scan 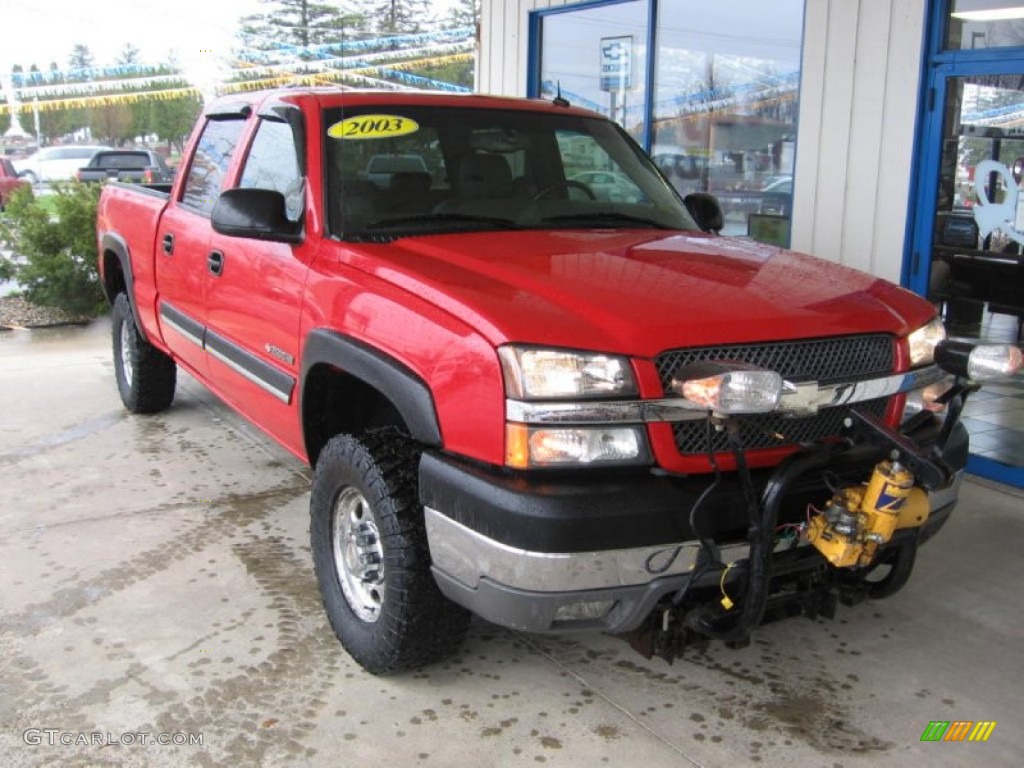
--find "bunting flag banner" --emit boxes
[0,87,200,115]
[217,53,475,96]
[11,64,180,87]
[372,69,471,93]
[2,28,477,118]
[13,74,192,100]
[236,26,475,62]
[229,40,475,80]
[376,53,474,73]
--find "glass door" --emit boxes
[908,8,1024,486]
[929,73,1024,337]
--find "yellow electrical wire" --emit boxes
[719,561,736,610]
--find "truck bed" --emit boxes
[96,181,172,338]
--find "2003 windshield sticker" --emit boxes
[328,114,419,140]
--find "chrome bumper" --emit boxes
[424,470,964,633]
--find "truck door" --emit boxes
[205,111,310,451]
[156,114,249,377]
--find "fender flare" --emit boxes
[301,329,442,447]
[100,232,148,343]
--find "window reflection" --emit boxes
[651,0,803,241]
[239,120,304,222]
[181,119,247,215]
[948,1,1024,50]
[537,1,650,144]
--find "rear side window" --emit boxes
[97,153,149,169]
[238,119,303,222]
[181,118,247,215]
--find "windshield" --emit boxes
[324,105,698,240]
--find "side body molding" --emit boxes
[101,232,148,342]
[301,329,443,447]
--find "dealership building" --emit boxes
[477,0,1024,487]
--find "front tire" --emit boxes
[311,428,469,674]
[111,293,176,413]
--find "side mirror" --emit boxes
[684,192,724,234]
[211,188,302,244]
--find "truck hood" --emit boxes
[349,229,933,356]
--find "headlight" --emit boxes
[499,347,638,399]
[505,424,649,468]
[669,362,782,414]
[907,317,946,367]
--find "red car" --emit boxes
[0,157,29,210]
[97,88,1021,674]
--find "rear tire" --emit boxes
[112,293,176,413]
[311,428,469,674]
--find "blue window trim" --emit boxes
[529,0,647,100]
[643,0,657,151]
[528,0,654,149]
[905,0,1024,489]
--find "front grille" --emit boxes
[656,335,896,455]
[672,397,890,454]
[655,335,894,387]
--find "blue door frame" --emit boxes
[527,0,658,151]
[906,2,1024,488]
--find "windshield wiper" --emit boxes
[363,212,520,231]
[540,211,675,229]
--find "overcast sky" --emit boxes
[3,0,458,86]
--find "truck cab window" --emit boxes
[239,119,304,222]
[181,118,247,215]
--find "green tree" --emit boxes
[0,68,13,135]
[146,84,203,152]
[116,44,142,67]
[0,182,105,316]
[68,44,94,75]
[361,0,433,35]
[239,0,367,57]
[89,103,135,145]
[443,0,478,30]
[38,106,83,144]
[421,59,473,90]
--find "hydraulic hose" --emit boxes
[685,437,843,642]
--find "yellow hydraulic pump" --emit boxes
[807,455,931,568]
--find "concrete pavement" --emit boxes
[1,319,1022,767]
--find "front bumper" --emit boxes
[421,420,968,634]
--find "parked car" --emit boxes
[759,175,793,215]
[13,145,110,183]
[570,170,643,202]
[75,150,173,184]
[0,157,30,210]
[362,153,429,188]
[651,149,710,197]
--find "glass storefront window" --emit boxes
[534,0,804,242]
[930,75,1024,332]
[947,1,1024,50]
[537,1,650,144]
[650,0,803,240]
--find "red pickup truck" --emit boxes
[1,157,29,210]
[97,88,1021,674]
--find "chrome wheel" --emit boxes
[119,316,134,389]
[332,486,385,623]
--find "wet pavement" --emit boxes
[1,320,1022,767]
